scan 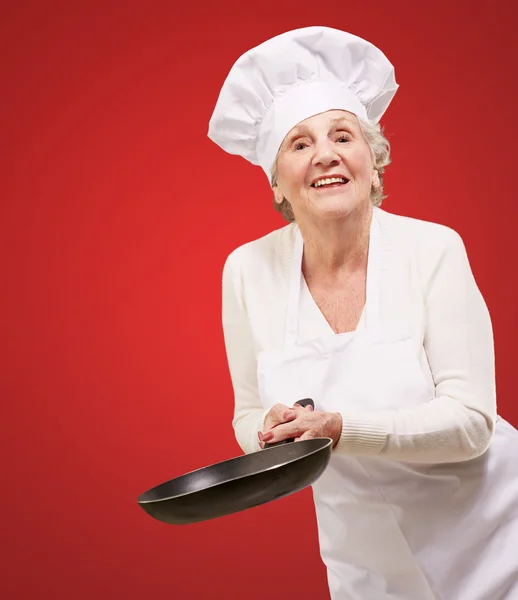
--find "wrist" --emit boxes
[331,412,343,448]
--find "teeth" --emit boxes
[314,177,346,187]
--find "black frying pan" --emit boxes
[137,399,332,525]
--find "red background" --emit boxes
[2,1,517,598]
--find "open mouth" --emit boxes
[311,177,350,189]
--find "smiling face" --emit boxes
[273,110,380,224]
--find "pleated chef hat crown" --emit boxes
[208,26,398,182]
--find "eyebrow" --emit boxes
[284,127,307,144]
[328,116,355,128]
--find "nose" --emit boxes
[312,139,341,167]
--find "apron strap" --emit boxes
[365,211,381,331]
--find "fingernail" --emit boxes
[258,431,263,440]
[262,432,274,442]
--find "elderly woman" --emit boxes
[208,27,518,600]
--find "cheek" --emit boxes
[351,151,375,182]
[286,164,305,184]
[277,159,308,195]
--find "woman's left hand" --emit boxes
[259,407,343,449]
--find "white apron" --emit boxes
[256,212,518,599]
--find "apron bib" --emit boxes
[256,211,518,600]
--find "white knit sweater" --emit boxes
[221,207,496,463]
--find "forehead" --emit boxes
[289,110,358,136]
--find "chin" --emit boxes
[312,198,359,221]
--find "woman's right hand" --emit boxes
[258,402,314,448]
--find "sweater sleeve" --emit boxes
[222,251,268,454]
[335,229,497,463]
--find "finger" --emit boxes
[263,420,304,445]
[280,408,301,422]
[266,409,299,430]
[281,403,314,422]
[264,404,292,429]
[292,402,313,410]
[297,430,316,442]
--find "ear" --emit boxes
[371,169,380,189]
[273,184,285,205]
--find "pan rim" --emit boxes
[137,437,333,504]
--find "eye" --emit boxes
[334,130,352,143]
[294,142,308,150]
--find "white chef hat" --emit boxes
[208,26,398,182]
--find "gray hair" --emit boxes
[270,120,391,223]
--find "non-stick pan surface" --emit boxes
[137,436,332,525]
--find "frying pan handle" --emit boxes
[263,398,314,449]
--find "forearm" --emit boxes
[223,251,267,455]
[335,397,494,463]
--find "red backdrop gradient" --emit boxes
[2,1,518,599]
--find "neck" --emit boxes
[298,204,373,276]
